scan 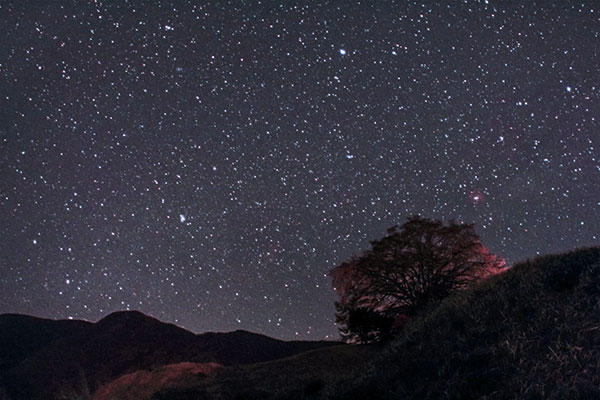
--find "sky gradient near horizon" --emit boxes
[1,1,598,340]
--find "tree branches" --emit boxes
[330,216,507,343]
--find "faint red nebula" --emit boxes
[469,191,485,205]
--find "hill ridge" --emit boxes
[0,310,341,400]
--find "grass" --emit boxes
[327,247,600,399]
[151,343,379,400]
[124,247,600,399]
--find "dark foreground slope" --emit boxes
[2,248,598,400]
[138,248,599,400]
[330,247,600,399]
[148,342,378,400]
[0,311,340,400]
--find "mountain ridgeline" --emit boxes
[1,247,599,399]
[0,311,340,400]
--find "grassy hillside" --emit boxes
[328,247,600,399]
[152,248,599,400]
[150,344,379,400]
[4,247,598,400]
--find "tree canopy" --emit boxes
[330,216,506,343]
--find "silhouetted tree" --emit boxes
[330,216,506,343]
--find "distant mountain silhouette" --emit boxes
[0,313,92,372]
[0,310,340,400]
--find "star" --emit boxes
[0,1,596,341]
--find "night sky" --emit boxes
[1,1,598,340]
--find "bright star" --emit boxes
[339,49,346,55]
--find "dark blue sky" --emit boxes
[1,1,598,340]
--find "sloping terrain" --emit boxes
[149,344,379,400]
[0,310,340,400]
[141,248,600,400]
[92,362,222,400]
[329,247,600,399]
[2,247,598,400]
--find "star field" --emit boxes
[1,1,598,340]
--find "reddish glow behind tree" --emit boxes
[330,216,507,342]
